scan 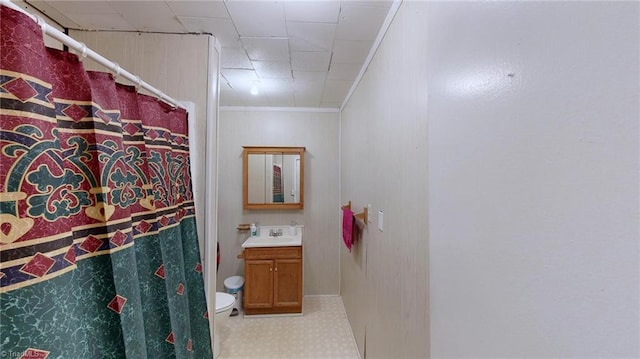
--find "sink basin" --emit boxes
[242,226,302,248]
[242,236,302,248]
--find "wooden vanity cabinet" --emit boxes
[243,246,302,315]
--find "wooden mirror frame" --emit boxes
[243,146,305,210]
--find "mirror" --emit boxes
[243,146,305,210]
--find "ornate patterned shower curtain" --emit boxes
[0,6,212,359]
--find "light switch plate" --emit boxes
[377,210,383,232]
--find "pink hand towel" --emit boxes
[342,207,355,252]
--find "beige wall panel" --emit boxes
[340,2,429,358]
[343,1,638,358]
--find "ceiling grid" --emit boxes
[26,0,393,108]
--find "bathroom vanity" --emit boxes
[240,226,303,315]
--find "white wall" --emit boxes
[218,108,340,295]
[341,1,639,358]
[427,2,639,357]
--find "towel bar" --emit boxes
[342,201,368,224]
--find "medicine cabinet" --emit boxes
[242,146,305,210]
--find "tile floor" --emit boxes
[218,296,361,359]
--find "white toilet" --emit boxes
[214,292,235,358]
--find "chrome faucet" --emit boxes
[269,228,283,237]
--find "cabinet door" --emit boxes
[244,259,273,308]
[273,258,302,308]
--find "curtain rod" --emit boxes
[0,0,185,110]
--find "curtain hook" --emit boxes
[112,62,121,79]
[35,15,48,33]
[80,43,88,58]
[135,76,142,91]
[165,96,177,110]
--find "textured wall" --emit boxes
[217,109,340,296]
[427,2,639,357]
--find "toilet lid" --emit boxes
[215,292,235,313]
[224,275,245,289]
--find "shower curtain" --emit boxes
[0,6,212,359]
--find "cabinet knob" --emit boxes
[270,267,272,272]
[275,267,278,272]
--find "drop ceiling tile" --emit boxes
[243,38,290,62]
[291,51,331,72]
[177,17,241,47]
[335,4,389,41]
[320,101,341,108]
[238,90,270,106]
[292,80,325,94]
[321,79,352,103]
[227,98,248,106]
[221,48,253,69]
[25,1,80,28]
[225,1,286,37]
[253,62,292,79]
[295,90,323,107]
[220,91,243,106]
[264,90,296,107]
[296,99,320,107]
[293,71,327,82]
[287,22,336,52]
[34,0,116,14]
[328,63,361,81]
[220,79,234,92]
[166,1,229,18]
[345,1,393,8]
[331,39,373,64]
[69,13,136,31]
[260,78,294,91]
[220,69,259,91]
[293,83,324,95]
[110,2,187,32]
[283,1,340,23]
